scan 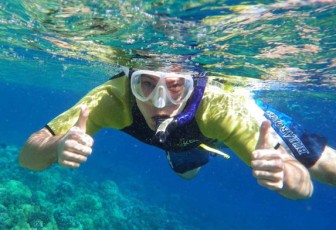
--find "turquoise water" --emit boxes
[1,0,336,229]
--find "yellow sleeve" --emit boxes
[47,76,133,136]
[195,78,266,166]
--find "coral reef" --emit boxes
[0,144,192,229]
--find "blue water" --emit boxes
[1,0,336,229]
[1,58,336,229]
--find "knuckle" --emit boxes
[81,156,88,162]
[70,126,81,132]
[86,147,92,155]
[83,135,94,146]
[251,151,258,158]
[67,162,80,168]
[63,139,74,148]
[273,182,283,190]
[253,170,263,178]
[75,153,87,162]
[61,151,71,160]
[276,171,284,180]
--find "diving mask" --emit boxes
[130,70,194,108]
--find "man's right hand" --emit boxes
[251,120,285,190]
[57,105,94,168]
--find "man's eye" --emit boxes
[142,81,155,89]
[168,83,183,92]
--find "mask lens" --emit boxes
[131,70,194,107]
[165,77,189,103]
[139,74,160,98]
[131,72,160,101]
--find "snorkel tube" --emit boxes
[155,73,208,143]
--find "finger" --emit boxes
[60,150,88,164]
[256,178,283,190]
[66,128,93,146]
[60,160,80,168]
[252,149,282,160]
[64,142,92,156]
[251,159,284,172]
[255,120,272,150]
[64,145,92,157]
[253,170,284,181]
[74,105,90,132]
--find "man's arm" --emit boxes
[19,106,93,171]
[309,146,336,186]
[19,128,61,170]
[251,121,313,200]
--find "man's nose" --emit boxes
[152,86,166,108]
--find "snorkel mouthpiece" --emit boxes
[154,116,178,143]
[154,115,169,128]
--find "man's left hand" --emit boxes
[251,120,284,190]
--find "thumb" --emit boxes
[255,120,272,149]
[74,105,89,132]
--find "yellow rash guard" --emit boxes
[46,75,274,167]
[47,76,134,135]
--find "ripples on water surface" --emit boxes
[1,0,335,87]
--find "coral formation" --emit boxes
[0,144,191,229]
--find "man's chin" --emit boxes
[147,119,156,131]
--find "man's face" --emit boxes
[136,98,184,131]
[130,69,194,130]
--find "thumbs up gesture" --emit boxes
[57,105,94,168]
[251,120,284,190]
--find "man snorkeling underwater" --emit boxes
[19,65,336,200]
